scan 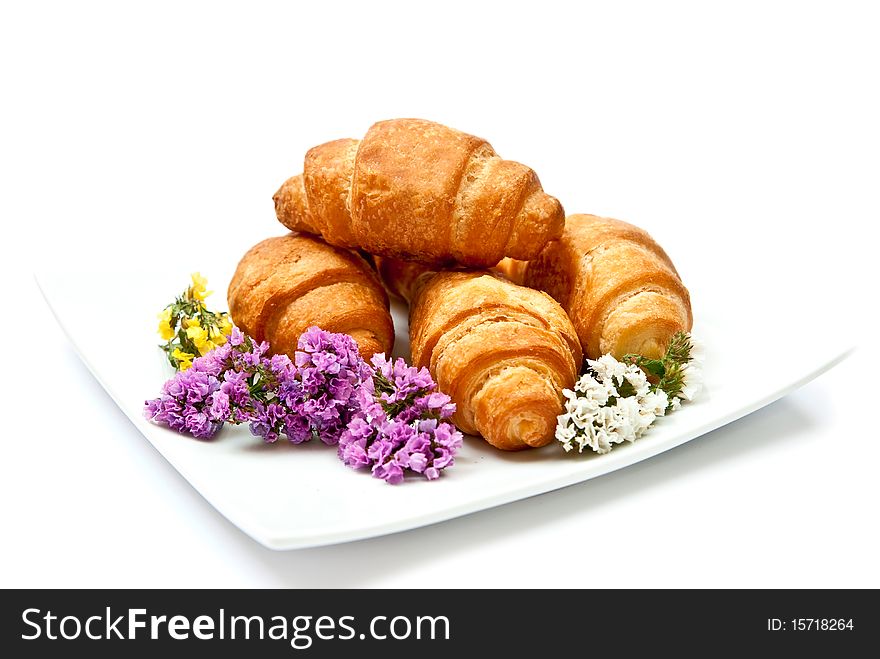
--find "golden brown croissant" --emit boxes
[378,258,581,451]
[228,233,394,359]
[274,118,564,268]
[496,214,692,360]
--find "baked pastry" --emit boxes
[496,214,692,360]
[228,233,394,359]
[378,258,581,450]
[274,118,564,267]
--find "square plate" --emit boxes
[37,266,851,550]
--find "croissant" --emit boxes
[496,214,692,360]
[228,233,394,359]
[274,118,565,267]
[378,258,581,451]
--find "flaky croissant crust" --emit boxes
[497,214,692,360]
[228,233,394,359]
[274,118,564,267]
[379,260,581,450]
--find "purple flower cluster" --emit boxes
[250,327,372,445]
[145,326,462,484]
[145,326,369,446]
[338,355,462,484]
[144,327,270,439]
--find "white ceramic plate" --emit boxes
[37,266,851,550]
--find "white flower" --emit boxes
[677,335,704,401]
[574,374,612,408]
[572,372,615,404]
[643,389,669,417]
[612,396,641,440]
[569,397,599,428]
[591,422,614,454]
[555,422,577,452]
[623,366,650,396]
[679,362,703,402]
[556,353,680,455]
[590,354,628,386]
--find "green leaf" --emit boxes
[616,380,636,399]
[640,358,666,378]
[663,331,693,365]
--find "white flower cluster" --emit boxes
[556,355,668,454]
[672,338,704,410]
[556,343,703,455]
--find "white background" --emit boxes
[1,1,877,587]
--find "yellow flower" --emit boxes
[189,272,212,301]
[196,337,217,356]
[185,325,208,343]
[172,348,194,370]
[218,315,233,336]
[185,325,214,356]
[157,308,175,341]
[207,325,227,349]
[182,316,201,329]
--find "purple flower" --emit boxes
[297,326,327,354]
[146,325,462,485]
[250,401,286,443]
[144,358,227,440]
[228,326,246,347]
[220,370,250,406]
[372,459,405,485]
[184,408,216,438]
[145,398,161,419]
[208,391,230,421]
[262,327,373,446]
[191,343,230,377]
[146,329,270,440]
[408,451,427,473]
[337,354,462,484]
